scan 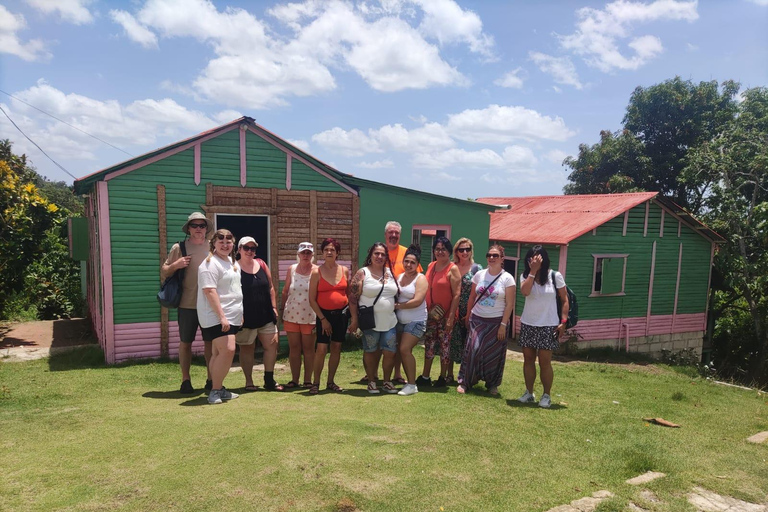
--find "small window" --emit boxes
[591,254,628,297]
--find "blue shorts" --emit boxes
[396,320,427,339]
[362,326,397,353]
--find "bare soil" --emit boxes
[0,318,96,350]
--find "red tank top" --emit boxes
[317,272,348,310]
[426,261,455,311]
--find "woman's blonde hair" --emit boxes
[206,229,238,269]
[452,237,475,264]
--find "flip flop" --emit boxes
[244,384,259,392]
[284,381,299,389]
[392,377,407,385]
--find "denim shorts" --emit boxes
[396,320,427,339]
[362,326,397,353]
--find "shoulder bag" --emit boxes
[357,270,385,330]
[157,241,187,309]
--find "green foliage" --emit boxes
[0,139,84,320]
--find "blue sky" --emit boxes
[1,0,766,200]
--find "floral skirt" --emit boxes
[518,323,560,351]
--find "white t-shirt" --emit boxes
[471,269,516,319]
[196,255,244,328]
[520,271,566,327]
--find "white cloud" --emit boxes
[446,104,575,143]
[2,81,219,164]
[415,0,495,59]
[494,68,525,89]
[25,0,94,25]
[376,123,455,153]
[544,149,569,164]
[502,145,538,168]
[110,0,482,109]
[746,0,768,5]
[286,138,311,152]
[311,127,381,157]
[358,159,394,169]
[413,148,504,169]
[559,0,698,72]
[110,10,158,49]
[529,52,583,89]
[0,5,49,61]
[430,171,461,181]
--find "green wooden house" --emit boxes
[477,193,723,357]
[73,117,494,363]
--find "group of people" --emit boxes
[161,214,569,407]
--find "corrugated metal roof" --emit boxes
[477,193,658,245]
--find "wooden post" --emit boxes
[352,195,360,274]
[310,190,318,247]
[157,185,169,358]
[270,188,279,285]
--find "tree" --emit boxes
[564,77,740,213]
[682,87,768,382]
[0,140,83,319]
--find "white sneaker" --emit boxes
[539,393,552,408]
[220,388,239,401]
[518,390,536,403]
[397,384,418,396]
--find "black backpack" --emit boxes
[551,270,578,329]
[157,241,186,308]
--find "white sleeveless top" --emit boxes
[358,267,398,331]
[396,273,427,324]
[283,264,316,324]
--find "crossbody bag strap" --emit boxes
[472,270,504,308]
[177,241,187,282]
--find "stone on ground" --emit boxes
[544,491,614,512]
[746,431,768,444]
[687,487,766,512]
[626,471,666,485]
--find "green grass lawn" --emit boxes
[1,345,766,512]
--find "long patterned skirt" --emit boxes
[457,314,507,389]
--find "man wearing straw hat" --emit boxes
[161,212,214,394]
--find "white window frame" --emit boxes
[590,253,628,297]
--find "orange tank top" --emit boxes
[426,261,455,311]
[318,272,348,310]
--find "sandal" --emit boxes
[456,385,466,394]
[264,382,285,392]
[488,386,499,396]
[326,382,344,392]
[445,375,455,385]
[303,381,313,388]
[244,384,259,392]
[392,377,407,385]
[309,384,319,395]
[284,381,299,389]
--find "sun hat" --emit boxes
[182,212,213,236]
[297,242,314,253]
[238,236,258,249]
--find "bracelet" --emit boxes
[500,322,508,326]
[319,317,326,321]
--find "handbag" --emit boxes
[358,271,385,331]
[427,263,447,322]
[157,241,186,309]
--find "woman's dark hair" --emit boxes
[523,245,550,286]
[320,237,341,254]
[404,244,421,262]
[432,236,453,256]
[364,242,390,268]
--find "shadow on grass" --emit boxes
[554,346,656,366]
[142,389,206,399]
[505,399,568,411]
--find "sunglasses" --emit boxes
[486,253,501,259]
[189,223,207,229]
[215,234,234,241]
[434,247,448,253]
[241,245,257,252]
[456,247,472,253]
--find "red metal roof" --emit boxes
[476,192,659,245]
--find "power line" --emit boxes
[0,104,78,180]
[0,88,133,157]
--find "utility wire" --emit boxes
[0,88,133,157]
[0,104,78,180]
